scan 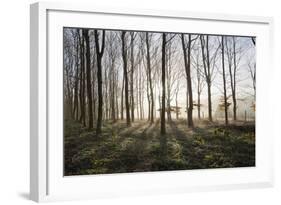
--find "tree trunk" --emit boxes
[232,37,237,121]
[73,32,79,121]
[121,31,131,126]
[206,36,213,122]
[111,66,116,121]
[176,91,179,120]
[197,90,201,120]
[94,30,106,136]
[161,33,166,135]
[181,34,194,128]
[121,76,124,120]
[115,68,119,120]
[130,32,135,122]
[226,37,237,121]
[146,72,151,121]
[136,63,140,120]
[83,29,93,130]
[145,32,154,124]
[221,36,228,125]
[200,35,212,122]
[78,30,86,126]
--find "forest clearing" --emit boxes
[64,119,255,175]
[63,28,256,175]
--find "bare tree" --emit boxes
[225,37,238,121]
[77,30,86,126]
[145,32,154,123]
[200,35,219,122]
[190,42,205,120]
[200,35,212,121]
[161,33,166,135]
[83,29,93,129]
[121,31,131,126]
[106,32,118,122]
[181,34,194,127]
[221,36,228,125]
[130,32,136,122]
[94,30,106,135]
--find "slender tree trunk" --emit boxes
[186,87,188,121]
[73,31,79,121]
[121,31,131,126]
[167,91,172,122]
[104,66,109,120]
[111,66,116,121]
[161,33,166,135]
[226,37,237,121]
[94,30,106,136]
[232,37,237,121]
[207,85,212,121]
[115,69,119,120]
[206,36,213,122]
[166,42,172,123]
[92,57,96,122]
[176,91,179,120]
[196,58,201,120]
[197,90,201,120]
[121,77,124,120]
[136,63,140,120]
[78,30,86,126]
[181,34,194,127]
[146,73,151,121]
[83,29,93,129]
[200,35,212,122]
[130,32,135,122]
[145,32,154,123]
[139,70,143,120]
[221,36,228,125]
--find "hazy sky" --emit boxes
[64,28,256,120]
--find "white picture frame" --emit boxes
[30,1,274,202]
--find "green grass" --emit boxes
[64,119,255,176]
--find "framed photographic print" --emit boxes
[30,2,274,202]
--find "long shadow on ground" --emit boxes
[64,119,255,176]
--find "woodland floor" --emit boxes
[64,119,255,176]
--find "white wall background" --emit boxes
[0,0,280,204]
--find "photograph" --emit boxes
[63,27,256,176]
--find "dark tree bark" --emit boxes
[181,34,194,128]
[145,32,154,123]
[121,31,131,126]
[91,52,97,122]
[83,29,93,129]
[115,68,119,120]
[161,33,166,135]
[73,30,79,121]
[175,90,179,120]
[166,42,172,122]
[225,37,237,121]
[130,32,135,122]
[221,36,228,125]
[94,30,106,136]
[197,89,201,119]
[195,54,202,120]
[146,74,151,121]
[78,30,86,126]
[200,35,213,122]
[232,37,237,121]
[111,67,116,122]
[136,63,140,120]
[139,65,144,120]
[121,76,124,120]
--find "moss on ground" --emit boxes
[64,119,255,176]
